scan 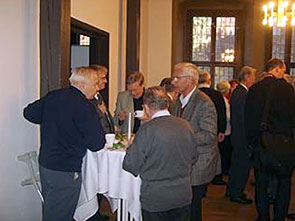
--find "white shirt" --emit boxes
[198,83,210,89]
[240,83,248,91]
[151,110,171,119]
[179,86,196,108]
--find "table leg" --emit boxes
[117,199,121,221]
[122,199,128,221]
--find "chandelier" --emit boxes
[262,0,295,27]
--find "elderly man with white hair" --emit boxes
[172,62,220,221]
[23,66,106,221]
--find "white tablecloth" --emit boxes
[74,148,142,221]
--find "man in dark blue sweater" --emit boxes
[23,66,106,221]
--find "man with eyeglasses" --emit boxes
[172,62,220,221]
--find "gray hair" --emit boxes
[127,72,144,86]
[69,66,98,86]
[238,66,256,82]
[90,65,108,76]
[198,71,211,84]
[216,81,231,95]
[143,86,169,111]
[160,77,175,92]
[174,62,200,84]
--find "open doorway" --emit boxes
[71,18,110,106]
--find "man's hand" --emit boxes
[218,133,225,143]
[118,110,127,121]
[98,102,107,114]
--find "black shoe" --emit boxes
[212,179,227,185]
[230,196,252,204]
[99,214,110,220]
[226,190,247,198]
[97,214,109,221]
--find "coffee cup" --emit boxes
[134,110,144,118]
[105,133,115,147]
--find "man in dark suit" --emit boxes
[90,65,114,134]
[245,58,295,221]
[88,65,114,221]
[198,71,227,185]
[172,63,220,221]
[227,66,256,204]
[23,67,106,221]
[123,86,196,221]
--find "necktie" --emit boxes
[178,105,186,117]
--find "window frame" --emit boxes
[266,26,295,74]
[184,9,244,85]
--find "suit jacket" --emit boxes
[230,84,248,150]
[174,89,221,185]
[90,95,115,134]
[199,87,226,134]
[245,76,295,150]
[113,91,135,134]
[245,76,276,149]
[245,76,295,167]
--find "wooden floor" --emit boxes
[100,170,295,221]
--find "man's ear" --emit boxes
[143,104,151,118]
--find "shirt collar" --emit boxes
[198,83,210,88]
[179,86,196,108]
[94,93,101,100]
[240,83,248,91]
[151,110,171,119]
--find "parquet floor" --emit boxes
[100,170,295,221]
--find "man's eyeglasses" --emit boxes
[172,75,192,81]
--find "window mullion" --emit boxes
[211,16,217,86]
[285,26,292,72]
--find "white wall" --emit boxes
[0,0,41,220]
[71,0,126,113]
[140,0,173,87]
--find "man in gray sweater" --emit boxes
[123,86,197,221]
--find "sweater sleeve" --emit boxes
[123,126,148,176]
[23,98,44,124]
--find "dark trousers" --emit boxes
[228,144,251,197]
[191,184,206,221]
[214,136,232,181]
[142,205,191,221]
[220,135,233,175]
[39,165,82,221]
[255,167,292,221]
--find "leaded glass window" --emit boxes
[187,10,241,87]
[192,17,212,62]
[270,25,295,77]
[216,17,235,62]
[272,26,286,60]
[291,27,295,63]
[198,66,211,73]
[214,67,234,88]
